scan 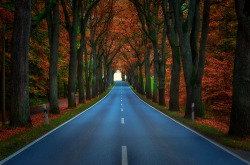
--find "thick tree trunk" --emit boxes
[64,81,67,98]
[77,19,86,104]
[172,0,209,118]
[158,61,166,106]
[169,59,181,111]
[10,0,31,126]
[138,64,145,95]
[145,45,152,99]
[2,24,6,124]
[180,36,193,118]
[193,0,210,117]
[229,0,250,137]
[92,57,97,97]
[85,38,91,100]
[67,0,78,108]
[103,58,107,91]
[77,48,85,104]
[47,0,60,114]
[162,0,180,111]
[98,58,103,94]
[152,42,159,103]
[159,22,167,106]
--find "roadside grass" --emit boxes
[0,84,115,160]
[131,87,250,151]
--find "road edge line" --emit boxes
[130,87,250,165]
[0,84,116,164]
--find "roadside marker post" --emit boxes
[43,104,49,124]
[191,103,195,122]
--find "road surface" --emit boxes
[1,81,249,165]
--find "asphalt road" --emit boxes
[1,81,249,165]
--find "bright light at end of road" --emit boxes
[114,70,122,81]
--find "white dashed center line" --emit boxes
[122,146,128,165]
[121,118,125,124]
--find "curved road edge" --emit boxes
[130,87,250,165]
[0,83,116,165]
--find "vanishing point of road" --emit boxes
[1,81,249,165]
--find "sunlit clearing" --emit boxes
[114,70,122,81]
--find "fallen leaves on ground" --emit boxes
[0,99,92,141]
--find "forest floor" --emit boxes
[0,96,82,141]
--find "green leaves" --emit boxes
[180,1,190,15]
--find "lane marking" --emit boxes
[121,103,123,106]
[121,118,125,124]
[122,146,128,165]
[121,108,123,111]
[0,83,118,164]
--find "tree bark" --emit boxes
[145,45,152,99]
[91,27,97,98]
[172,0,209,118]
[2,24,6,124]
[46,0,60,114]
[152,42,159,103]
[138,64,145,95]
[193,0,211,117]
[229,0,250,137]
[77,2,85,104]
[68,0,78,107]
[162,0,181,111]
[10,0,31,126]
[159,22,167,106]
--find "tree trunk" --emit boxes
[152,42,159,103]
[64,81,67,98]
[138,64,145,95]
[145,45,152,99]
[67,0,78,108]
[77,17,85,104]
[91,29,97,98]
[229,0,250,137]
[172,0,209,118]
[159,22,167,106]
[98,58,103,94]
[193,0,210,117]
[2,24,6,124]
[180,35,193,118]
[46,0,60,114]
[103,58,107,91]
[162,0,180,111]
[169,47,181,111]
[10,0,31,126]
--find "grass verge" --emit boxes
[0,83,115,160]
[131,87,250,151]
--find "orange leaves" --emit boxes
[195,118,229,133]
[0,98,81,141]
[0,6,14,24]
[202,52,233,111]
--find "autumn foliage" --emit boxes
[0,0,249,139]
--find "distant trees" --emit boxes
[129,0,167,105]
